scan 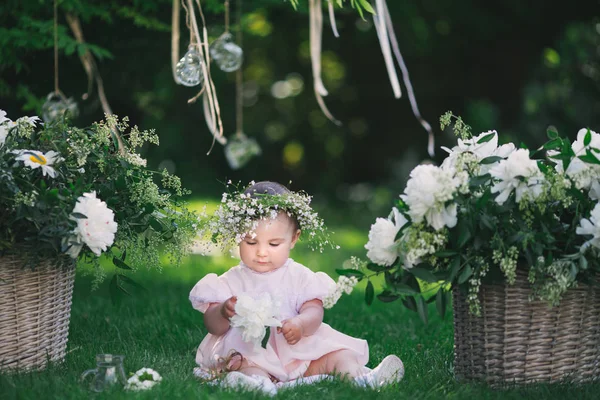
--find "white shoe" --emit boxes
[223,371,278,396]
[355,355,404,388]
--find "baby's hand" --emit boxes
[278,318,303,345]
[220,296,237,319]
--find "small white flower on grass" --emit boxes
[577,203,600,251]
[230,293,282,350]
[65,192,118,258]
[365,207,406,266]
[125,367,162,391]
[13,149,63,178]
[401,164,460,230]
[489,149,544,205]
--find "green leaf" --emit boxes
[366,262,391,272]
[433,250,458,258]
[436,289,447,318]
[71,212,87,219]
[384,271,394,287]
[261,332,270,349]
[410,266,439,283]
[479,156,503,165]
[365,280,374,305]
[121,249,127,261]
[458,265,473,284]
[579,150,600,165]
[416,296,429,324]
[475,189,492,210]
[469,174,491,187]
[546,128,559,139]
[112,257,132,270]
[543,137,562,150]
[476,132,495,144]
[336,268,365,279]
[377,290,400,303]
[401,296,417,312]
[479,214,495,231]
[392,283,419,295]
[356,0,375,14]
[117,274,146,291]
[584,129,592,146]
[448,257,462,282]
[579,255,588,270]
[457,221,472,248]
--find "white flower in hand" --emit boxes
[125,367,162,391]
[489,149,544,205]
[365,207,407,266]
[230,293,282,350]
[66,192,118,258]
[13,149,63,178]
[577,203,600,251]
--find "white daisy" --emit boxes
[13,149,63,178]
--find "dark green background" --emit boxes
[1,0,599,205]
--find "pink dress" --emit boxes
[189,258,369,382]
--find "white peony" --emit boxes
[65,192,118,258]
[401,164,460,231]
[13,149,63,178]
[125,367,162,391]
[230,293,282,350]
[0,109,9,125]
[441,130,515,175]
[489,149,544,205]
[576,203,600,251]
[365,207,407,266]
[551,128,600,199]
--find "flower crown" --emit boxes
[202,182,335,252]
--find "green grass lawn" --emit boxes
[2,219,600,399]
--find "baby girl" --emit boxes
[190,181,404,393]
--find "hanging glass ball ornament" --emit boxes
[41,92,79,123]
[224,134,261,170]
[210,33,243,73]
[175,45,205,87]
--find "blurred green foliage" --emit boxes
[1,1,598,214]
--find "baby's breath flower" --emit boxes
[201,183,334,252]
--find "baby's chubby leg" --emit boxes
[304,349,369,379]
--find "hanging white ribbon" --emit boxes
[309,0,341,125]
[373,0,435,156]
[327,0,340,38]
[373,0,401,98]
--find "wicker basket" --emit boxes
[453,269,600,385]
[0,255,75,371]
